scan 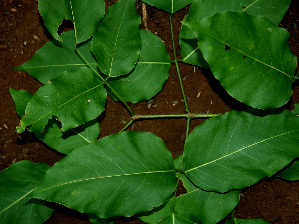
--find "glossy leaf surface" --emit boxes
[108,29,171,103]
[183,12,296,109]
[33,132,176,218]
[9,88,33,118]
[0,161,53,224]
[141,0,192,14]
[183,110,299,192]
[92,0,141,77]
[292,102,299,115]
[9,88,100,154]
[141,186,239,224]
[35,118,100,155]
[141,155,240,224]
[276,161,299,181]
[38,0,105,43]
[179,0,292,67]
[14,30,97,84]
[17,68,106,133]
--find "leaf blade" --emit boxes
[33,132,177,218]
[17,68,107,133]
[183,12,296,109]
[108,29,171,103]
[14,30,97,84]
[38,0,105,43]
[179,0,292,67]
[35,118,100,155]
[276,160,299,181]
[183,110,299,192]
[92,0,141,77]
[0,161,53,224]
[9,88,33,118]
[140,188,240,224]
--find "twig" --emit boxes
[142,3,148,30]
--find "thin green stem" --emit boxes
[118,119,135,133]
[185,117,191,140]
[76,48,135,116]
[132,113,219,120]
[170,14,190,113]
[105,83,135,116]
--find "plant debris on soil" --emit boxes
[0,0,298,223]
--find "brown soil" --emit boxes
[0,0,298,223]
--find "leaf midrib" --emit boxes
[196,27,292,79]
[185,130,298,173]
[34,170,175,194]
[0,189,33,215]
[27,83,104,128]
[108,0,130,77]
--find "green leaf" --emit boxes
[91,0,141,77]
[276,160,299,181]
[140,188,240,224]
[14,30,97,84]
[38,0,105,43]
[108,29,171,103]
[183,12,297,109]
[9,88,33,118]
[144,155,239,223]
[174,155,198,192]
[141,0,192,14]
[35,118,100,155]
[226,219,271,224]
[17,68,107,133]
[292,102,299,115]
[9,87,100,154]
[89,214,114,224]
[183,110,299,193]
[0,161,53,224]
[179,0,292,67]
[33,132,176,218]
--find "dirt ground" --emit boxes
[0,0,298,223]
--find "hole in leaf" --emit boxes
[176,180,187,196]
[244,55,247,59]
[57,19,74,35]
[225,44,231,51]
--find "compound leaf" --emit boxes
[108,29,171,103]
[183,110,299,193]
[183,12,297,109]
[14,30,97,84]
[38,0,105,43]
[92,0,141,77]
[0,161,53,224]
[17,68,106,133]
[33,132,176,218]
[141,0,192,14]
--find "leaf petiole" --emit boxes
[131,113,219,120]
[170,14,190,113]
[76,48,135,116]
